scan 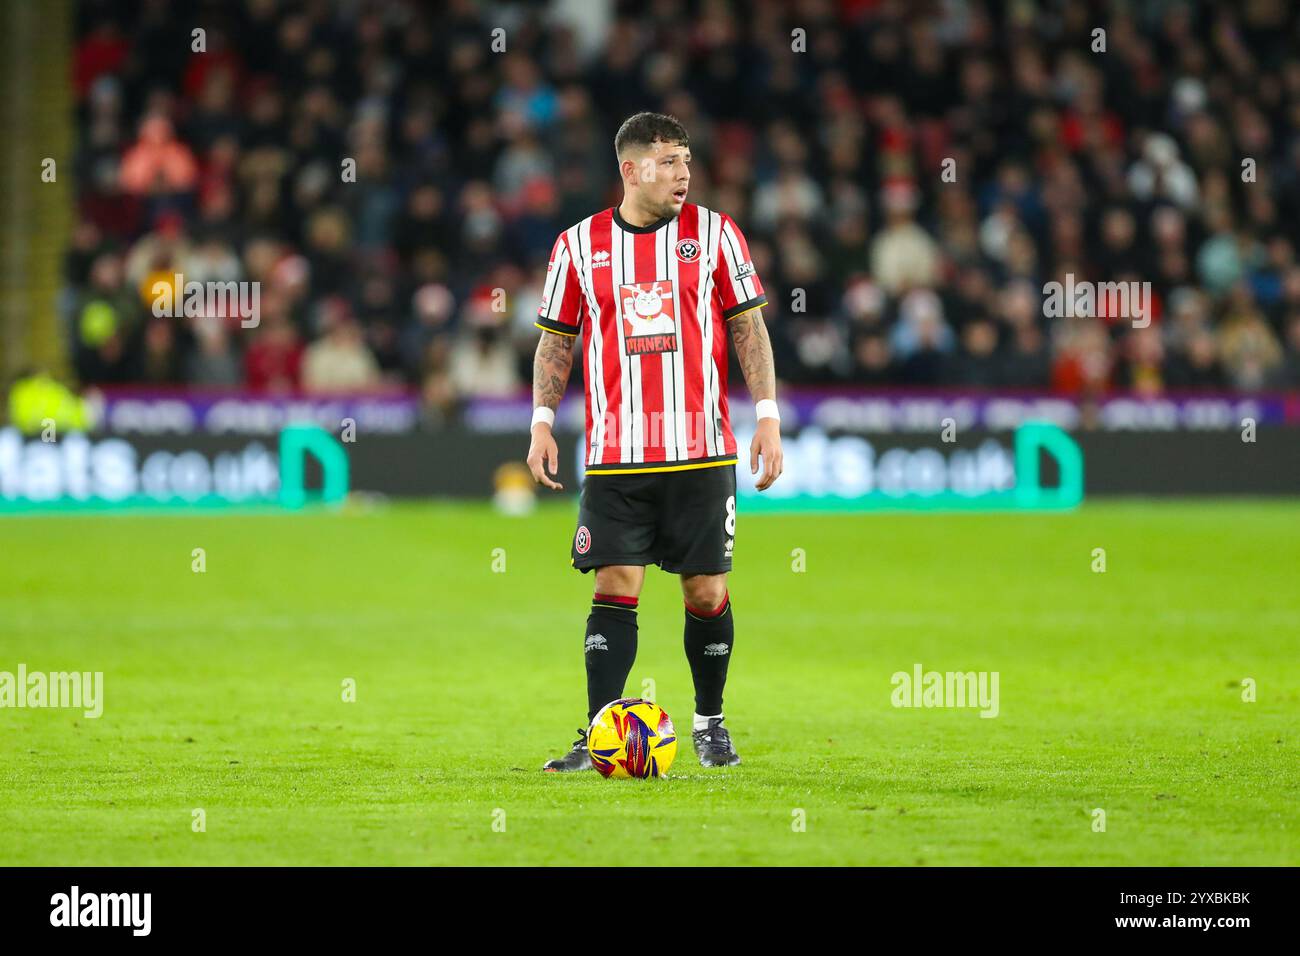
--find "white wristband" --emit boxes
[531,406,556,429]
[755,399,780,422]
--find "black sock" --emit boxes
[683,592,733,715]
[585,593,638,722]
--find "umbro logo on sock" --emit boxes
[703,643,729,656]
[585,634,608,652]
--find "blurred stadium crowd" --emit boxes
[66,0,1300,418]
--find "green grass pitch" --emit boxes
[2,498,1296,866]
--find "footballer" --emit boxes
[526,112,783,771]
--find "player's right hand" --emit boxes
[526,424,564,490]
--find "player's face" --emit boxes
[636,141,691,218]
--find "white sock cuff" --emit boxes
[693,712,723,731]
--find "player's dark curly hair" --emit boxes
[614,112,690,159]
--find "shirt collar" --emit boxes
[612,206,672,234]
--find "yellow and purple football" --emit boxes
[588,698,677,779]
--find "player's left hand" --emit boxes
[750,419,783,491]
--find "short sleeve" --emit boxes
[714,214,767,320]
[535,233,583,336]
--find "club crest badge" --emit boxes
[675,238,701,263]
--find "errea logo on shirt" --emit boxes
[592,250,610,268]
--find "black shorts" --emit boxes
[571,464,737,575]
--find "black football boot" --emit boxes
[692,717,741,767]
[542,727,592,772]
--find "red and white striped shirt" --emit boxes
[536,204,766,474]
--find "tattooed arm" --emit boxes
[526,330,575,490]
[729,308,784,490]
[729,308,777,402]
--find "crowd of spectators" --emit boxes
[67,0,1300,419]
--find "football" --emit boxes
[588,698,678,779]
